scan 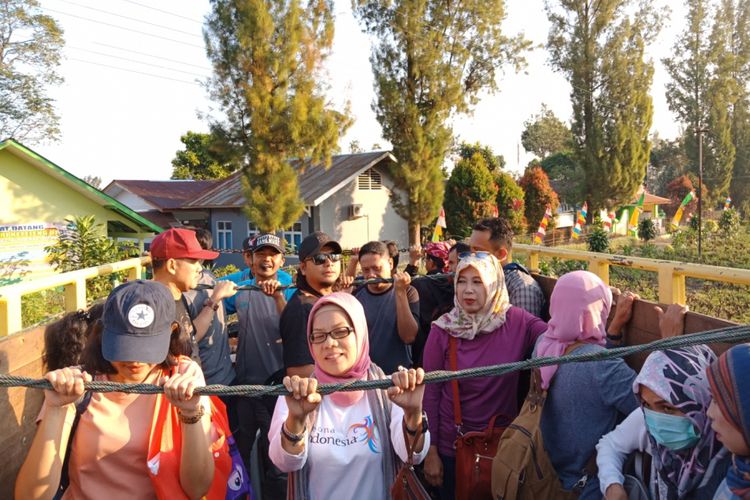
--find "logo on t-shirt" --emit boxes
[348,415,379,453]
[309,415,381,454]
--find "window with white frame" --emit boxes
[247,222,259,238]
[283,222,303,252]
[358,168,382,190]
[216,221,233,250]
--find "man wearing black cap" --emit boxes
[224,233,295,500]
[280,231,344,378]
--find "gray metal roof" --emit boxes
[187,151,396,208]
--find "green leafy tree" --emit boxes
[547,0,660,214]
[204,0,351,232]
[719,207,741,235]
[647,136,688,196]
[45,216,138,299]
[458,142,506,173]
[539,151,584,204]
[704,0,737,204]
[731,0,750,214]
[82,175,102,189]
[0,0,65,143]
[519,165,560,231]
[352,0,529,243]
[171,131,236,180]
[588,226,610,253]
[520,104,573,159]
[443,153,499,238]
[664,0,739,205]
[495,171,526,234]
[638,218,657,242]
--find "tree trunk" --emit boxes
[409,221,421,245]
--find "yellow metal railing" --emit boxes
[513,244,750,305]
[0,256,150,337]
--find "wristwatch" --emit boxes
[404,411,429,436]
[204,298,220,311]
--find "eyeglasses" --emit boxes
[307,253,342,265]
[309,326,353,344]
[458,251,492,260]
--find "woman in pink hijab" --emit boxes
[268,292,430,500]
[532,271,640,499]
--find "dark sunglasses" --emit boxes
[458,251,492,260]
[309,326,353,344]
[307,253,342,265]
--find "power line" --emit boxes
[67,57,202,86]
[118,0,203,25]
[52,0,202,38]
[94,42,211,71]
[43,7,204,49]
[68,46,209,78]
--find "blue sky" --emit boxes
[34,0,682,184]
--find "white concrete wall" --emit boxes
[318,168,409,249]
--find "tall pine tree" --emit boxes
[705,0,737,205]
[352,0,529,243]
[204,0,350,232]
[731,0,750,213]
[547,0,660,214]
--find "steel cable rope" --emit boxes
[198,272,455,292]
[2,325,748,397]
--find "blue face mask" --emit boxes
[643,408,700,451]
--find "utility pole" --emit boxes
[696,127,708,259]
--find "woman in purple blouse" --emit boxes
[421,253,547,499]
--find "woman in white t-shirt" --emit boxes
[268,292,429,500]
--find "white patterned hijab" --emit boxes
[433,254,511,340]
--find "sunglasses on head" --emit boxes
[307,253,342,265]
[458,251,492,260]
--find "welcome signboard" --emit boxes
[0,222,66,285]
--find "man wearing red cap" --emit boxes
[149,228,237,362]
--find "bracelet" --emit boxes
[204,298,219,311]
[282,421,306,443]
[606,332,623,340]
[177,405,205,424]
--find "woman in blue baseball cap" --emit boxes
[16,280,246,499]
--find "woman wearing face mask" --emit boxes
[421,254,547,498]
[705,344,750,499]
[597,346,731,500]
[268,292,429,500]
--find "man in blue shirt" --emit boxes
[222,233,295,500]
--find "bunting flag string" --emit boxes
[534,206,553,244]
[671,191,695,230]
[571,202,588,239]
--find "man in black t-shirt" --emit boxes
[150,228,237,362]
[280,232,343,378]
